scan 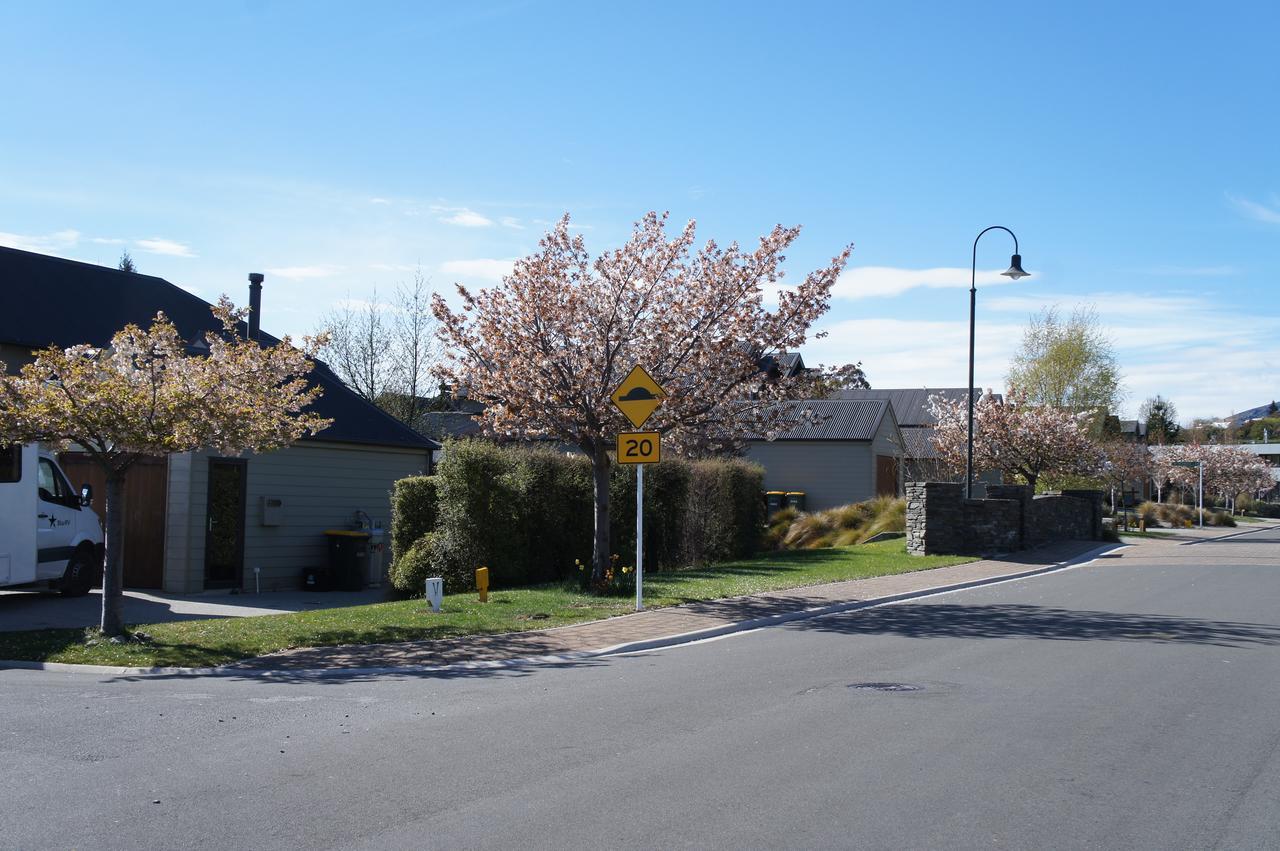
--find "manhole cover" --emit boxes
[847,682,923,693]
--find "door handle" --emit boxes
[38,513,49,519]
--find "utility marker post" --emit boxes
[611,365,667,613]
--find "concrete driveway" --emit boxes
[0,586,395,632]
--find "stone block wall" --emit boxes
[907,481,1103,556]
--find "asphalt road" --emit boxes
[4,527,1280,850]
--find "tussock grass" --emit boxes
[770,496,906,550]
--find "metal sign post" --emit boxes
[611,365,667,613]
[636,464,644,611]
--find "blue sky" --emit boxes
[3,1,1278,421]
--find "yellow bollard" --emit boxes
[476,566,489,603]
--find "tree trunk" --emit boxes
[590,446,611,585]
[100,471,127,637]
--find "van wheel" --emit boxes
[59,549,97,597]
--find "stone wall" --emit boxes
[907,481,1103,556]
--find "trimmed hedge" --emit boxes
[389,440,765,594]
[391,476,438,562]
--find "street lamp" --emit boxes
[967,226,1029,498]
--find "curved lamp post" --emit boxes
[967,226,1029,498]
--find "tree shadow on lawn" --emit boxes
[795,602,1280,649]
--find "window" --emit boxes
[0,444,18,483]
[37,458,78,509]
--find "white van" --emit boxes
[0,444,104,595]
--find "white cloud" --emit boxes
[369,262,418,273]
[440,258,515,281]
[266,264,343,280]
[0,228,80,253]
[434,206,494,228]
[500,216,524,230]
[1229,194,1280,225]
[368,197,392,205]
[832,266,1013,300]
[806,292,1280,422]
[90,236,127,245]
[136,237,196,257]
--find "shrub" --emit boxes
[1140,501,1196,528]
[762,506,798,550]
[775,496,907,550]
[391,476,438,561]
[387,533,472,595]
[389,439,766,594]
[1205,509,1236,527]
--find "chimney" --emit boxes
[248,273,264,341]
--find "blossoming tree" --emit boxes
[1100,439,1156,510]
[1155,443,1273,511]
[432,212,850,584]
[929,389,1105,491]
[0,300,330,636]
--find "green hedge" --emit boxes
[390,476,438,562]
[389,440,765,594]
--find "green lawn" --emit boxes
[0,539,974,668]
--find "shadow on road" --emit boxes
[794,602,1280,648]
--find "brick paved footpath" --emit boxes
[236,539,1112,673]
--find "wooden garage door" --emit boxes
[58,453,168,589]
[875,454,900,498]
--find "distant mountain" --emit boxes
[1231,401,1280,425]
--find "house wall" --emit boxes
[744,440,876,511]
[871,414,904,496]
[164,441,430,593]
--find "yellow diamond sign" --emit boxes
[611,365,667,428]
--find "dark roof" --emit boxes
[753,399,890,441]
[829,387,1001,427]
[756,351,806,379]
[0,246,439,451]
[1119,420,1147,436]
[899,426,939,459]
[416,411,483,441]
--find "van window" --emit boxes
[0,445,18,483]
[37,458,79,509]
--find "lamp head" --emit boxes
[1002,254,1030,280]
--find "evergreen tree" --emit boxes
[1140,395,1180,444]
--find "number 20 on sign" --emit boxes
[616,431,660,464]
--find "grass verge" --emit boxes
[0,539,974,668]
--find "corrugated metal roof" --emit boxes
[829,387,1000,427]
[756,399,889,441]
[900,426,939,459]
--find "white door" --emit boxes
[36,457,80,580]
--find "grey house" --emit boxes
[0,247,440,593]
[830,387,1003,488]
[745,399,903,511]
